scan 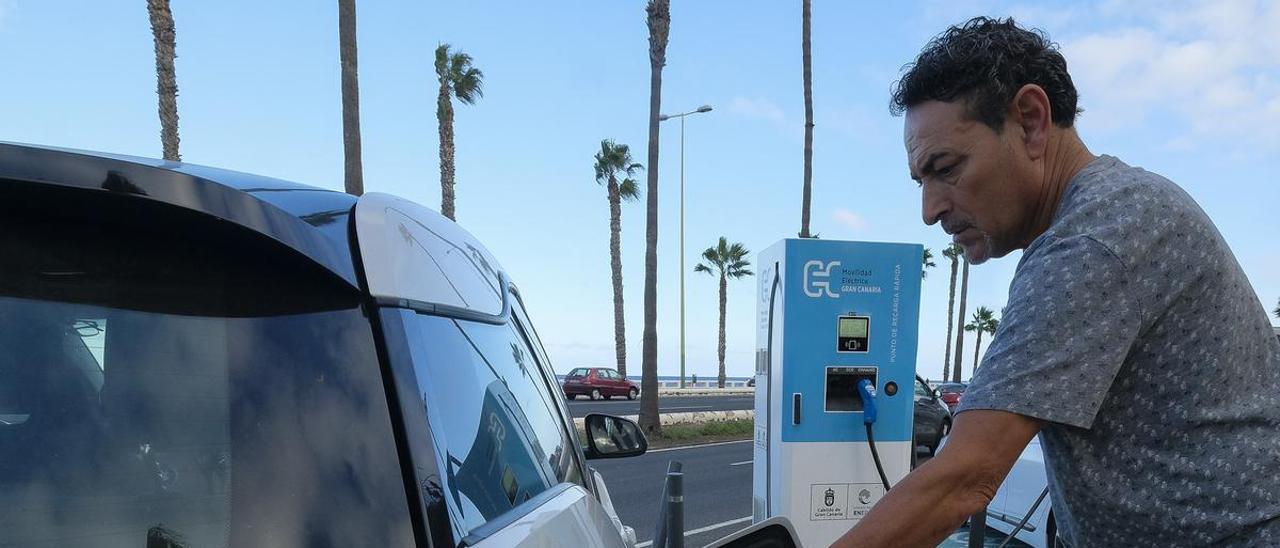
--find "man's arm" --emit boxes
[831,410,1042,548]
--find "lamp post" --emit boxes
[658,104,712,389]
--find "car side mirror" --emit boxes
[705,516,799,547]
[583,413,648,459]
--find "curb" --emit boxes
[574,409,755,429]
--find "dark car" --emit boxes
[936,382,968,412]
[913,376,952,456]
[0,144,642,547]
[563,367,639,400]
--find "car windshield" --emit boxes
[567,368,588,377]
[938,383,967,393]
[0,193,413,546]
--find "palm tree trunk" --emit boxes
[639,0,670,436]
[942,256,957,382]
[798,0,813,238]
[147,0,181,162]
[972,330,983,375]
[438,84,456,220]
[608,179,627,379]
[336,0,363,195]
[718,271,727,388]
[952,258,969,382]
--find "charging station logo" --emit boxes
[803,260,840,298]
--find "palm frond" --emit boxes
[700,246,721,267]
[434,44,451,80]
[455,67,484,103]
[619,178,642,200]
[693,263,713,275]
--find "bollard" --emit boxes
[653,461,683,548]
[666,470,684,548]
[968,508,988,548]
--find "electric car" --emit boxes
[0,143,644,547]
[983,436,1062,547]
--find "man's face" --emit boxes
[905,100,1038,264]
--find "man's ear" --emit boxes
[1009,84,1052,161]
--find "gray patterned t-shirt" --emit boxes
[958,155,1280,546]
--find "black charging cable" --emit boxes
[857,379,892,492]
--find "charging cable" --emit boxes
[856,379,892,492]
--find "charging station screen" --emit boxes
[837,316,869,353]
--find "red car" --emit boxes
[936,382,967,412]
[562,367,639,400]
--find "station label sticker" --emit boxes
[810,484,848,520]
[809,483,885,521]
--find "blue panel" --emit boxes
[779,239,922,443]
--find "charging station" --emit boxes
[752,238,923,547]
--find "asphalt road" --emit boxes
[591,440,754,547]
[591,441,1023,547]
[567,395,754,418]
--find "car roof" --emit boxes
[0,142,359,287]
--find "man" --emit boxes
[835,17,1280,547]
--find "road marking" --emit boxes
[635,516,753,547]
[662,405,713,410]
[646,439,753,453]
[729,460,752,466]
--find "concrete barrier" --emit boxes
[656,388,754,397]
[574,409,755,429]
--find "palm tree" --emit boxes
[964,307,999,375]
[147,0,180,161]
[951,255,970,382]
[639,0,670,437]
[695,238,753,388]
[337,0,362,195]
[594,140,643,380]
[435,44,484,220]
[798,0,814,238]
[940,244,962,382]
[921,247,936,279]
[1273,297,1279,320]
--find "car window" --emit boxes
[914,379,931,398]
[0,209,413,547]
[568,368,588,377]
[406,313,583,537]
[601,369,617,380]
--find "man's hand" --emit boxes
[831,410,1042,548]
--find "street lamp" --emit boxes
[659,104,712,389]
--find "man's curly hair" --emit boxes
[890,17,1081,130]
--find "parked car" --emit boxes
[983,437,1061,547]
[935,432,1060,547]
[0,143,644,548]
[913,376,952,455]
[563,367,639,400]
[936,382,968,412]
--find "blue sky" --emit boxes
[2,1,1276,381]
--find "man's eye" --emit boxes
[937,165,955,177]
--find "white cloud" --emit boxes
[1048,0,1280,147]
[727,96,789,126]
[832,209,868,232]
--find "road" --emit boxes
[592,442,1024,547]
[567,395,754,418]
[591,440,754,547]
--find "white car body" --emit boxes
[985,436,1055,547]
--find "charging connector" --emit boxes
[857,379,892,492]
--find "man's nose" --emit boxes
[922,184,949,226]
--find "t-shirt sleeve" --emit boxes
[956,235,1144,429]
